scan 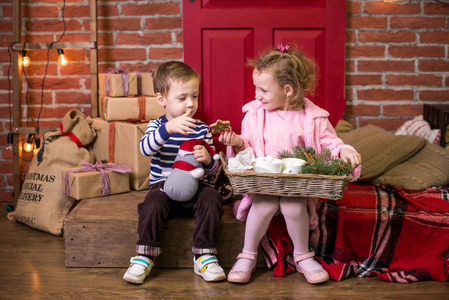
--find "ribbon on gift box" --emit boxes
[137,96,146,120]
[108,119,149,163]
[105,68,129,97]
[64,160,132,197]
[137,69,154,95]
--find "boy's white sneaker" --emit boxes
[193,254,226,282]
[123,256,153,284]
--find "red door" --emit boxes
[183,0,346,149]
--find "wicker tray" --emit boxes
[220,152,352,200]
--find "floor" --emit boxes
[1,204,448,299]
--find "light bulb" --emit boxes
[24,142,33,152]
[22,50,31,67]
[58,49,68,67]
[23,134,35,153]
[23,141,33,152]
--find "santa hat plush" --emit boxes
[178,139,219,161]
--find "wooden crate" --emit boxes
[64,190,264,268]
[423,104,449,147]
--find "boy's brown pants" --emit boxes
[136,181,224,255]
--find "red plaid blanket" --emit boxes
[261,183,449,282]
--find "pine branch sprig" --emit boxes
[277,145,352,176]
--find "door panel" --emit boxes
[183,0,345,139]
[202,0,324,9]
[202,29,254,131]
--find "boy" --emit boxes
[123,61,225,284]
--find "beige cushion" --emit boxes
[335,120,354,136]
[339,125,427,181]
[373,143,449,190]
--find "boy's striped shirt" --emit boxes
[140,115,218,186]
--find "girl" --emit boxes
[219,45,361,284]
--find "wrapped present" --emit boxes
[91,118,151,190]
[140,72,155,96]
[99,95,165,121]
[99,69,138,97]
[63,161,131,200]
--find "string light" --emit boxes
[8,0,67,163]
[22,133,40,158]
[57,49,68,67]
[33,135,41,155]
[22,50,30,67]
[7,132,14,151]
[5,132,39,161]
[33,147,40,155]
[23,134,35,152]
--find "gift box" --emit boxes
[99,71,138,97]
[140,72,155,96]
[91,118,151,190]
[63,161,131,200]
[99,95,165,122]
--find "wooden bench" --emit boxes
[64,190,264,268]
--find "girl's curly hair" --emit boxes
[248,46,318,110]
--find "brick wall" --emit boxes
[0,0,448,203]
[0,0,184,203]
[346,0,449,129]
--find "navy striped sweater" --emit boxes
[140,115,219,186]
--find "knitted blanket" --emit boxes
[261,182,449,282]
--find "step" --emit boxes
[64,190,264,268]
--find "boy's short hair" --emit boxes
[152,61,200,96]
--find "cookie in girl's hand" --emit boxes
[210,119,232,134]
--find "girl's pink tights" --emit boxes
[233,195,322,272]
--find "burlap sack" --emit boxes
[13,131,94,236]
[14,109,97,236]
[60,109,96,147]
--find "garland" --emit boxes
[277,145,352,176]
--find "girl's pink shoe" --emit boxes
[227,253,257,283]
[294,251,329,284]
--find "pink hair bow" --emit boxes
[278,44,290,57]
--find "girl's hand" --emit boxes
[165,112,197,135]
[193,145,212,165]
[340,148,362,169]
[218,130,245,151]
[219,129,240,146]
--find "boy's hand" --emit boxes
[165,112,197,135]
[340,148,362,169]
[193,145,212,165]
[218,129,244,149]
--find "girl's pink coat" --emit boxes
[227,98,361,229]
